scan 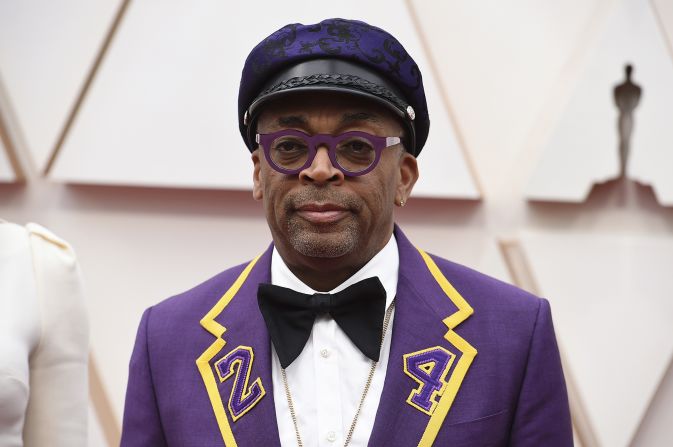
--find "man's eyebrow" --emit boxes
[340,112,382,124]
[277,115,308,127]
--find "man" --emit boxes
[121,18,572,446]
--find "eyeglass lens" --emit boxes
[269,134,377,173]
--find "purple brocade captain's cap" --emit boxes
[238,18,430,157]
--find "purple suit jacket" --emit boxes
[121,227,572,446]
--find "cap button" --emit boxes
[406,105,415,121]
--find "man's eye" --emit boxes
[348,141,365,152]
[343,140,373,152]
[274,140,307,152]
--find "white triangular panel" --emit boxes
[51,0,479,199]
[0,139,17,182]
[631,0,673,206]
[652,0,673,55]
[526,0,673,204]
[0,1,122,172]
[88,399,110,447]
[409,0,606,197]
[519,232,673,447]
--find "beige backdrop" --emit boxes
[1,1,672,446]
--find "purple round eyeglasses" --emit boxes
[256,129,402,177]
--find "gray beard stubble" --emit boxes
[283,188,361,258]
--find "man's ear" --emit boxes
[252,149,263,201]
[396,152,419,204]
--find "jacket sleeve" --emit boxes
[23,224,89,447]
[120,307,168,447]
[508,298,574,446]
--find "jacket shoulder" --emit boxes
[430,255,541,307]
[428,252,543,314]
[133,258,266,371]
[146,260,259,330]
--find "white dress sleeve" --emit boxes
[0,221,39,447]
[0,222,89,446]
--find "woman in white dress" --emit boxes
[0,220,88,446]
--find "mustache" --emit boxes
[284,188,360,211]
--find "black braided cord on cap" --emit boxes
[259,74,409,114]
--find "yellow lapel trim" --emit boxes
[416,249,478,447]
[195,254,262,447]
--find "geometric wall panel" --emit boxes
[89,354,120,447]
[50,0,479,199]
[653,0,673,51]
[631,0,673,206]
[89,400,112,447]
[526,0,673,205]
[0,1,122,172]
[519,232,673,447]
[409,0,606,197]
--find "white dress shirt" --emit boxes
[271,234,398,447]
[0,221,88,447]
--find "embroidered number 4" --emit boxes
[214,345,266,421]
[403,346,456,415]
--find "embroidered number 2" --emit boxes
[403,346,456,415]
[214,345,266,421]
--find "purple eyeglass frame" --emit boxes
[255,129,401,177]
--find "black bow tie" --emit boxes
[257,277,387,369]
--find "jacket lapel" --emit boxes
[369,228,477,447]
[196,246,281,447]
[194,228,477,446]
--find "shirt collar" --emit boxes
[271,234,399,309]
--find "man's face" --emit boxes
[252,92,418,278]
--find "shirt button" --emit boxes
[320,348,331,358]
[326,431,337,442]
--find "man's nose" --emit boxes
[299,146,344,185]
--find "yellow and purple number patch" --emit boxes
[214,345,266,421]
[403,346,456,416]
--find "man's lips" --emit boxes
[294,203,350,223]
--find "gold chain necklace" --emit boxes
[280,299,395,447]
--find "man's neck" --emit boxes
[273,233,394,292]
[278,254,371,291]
